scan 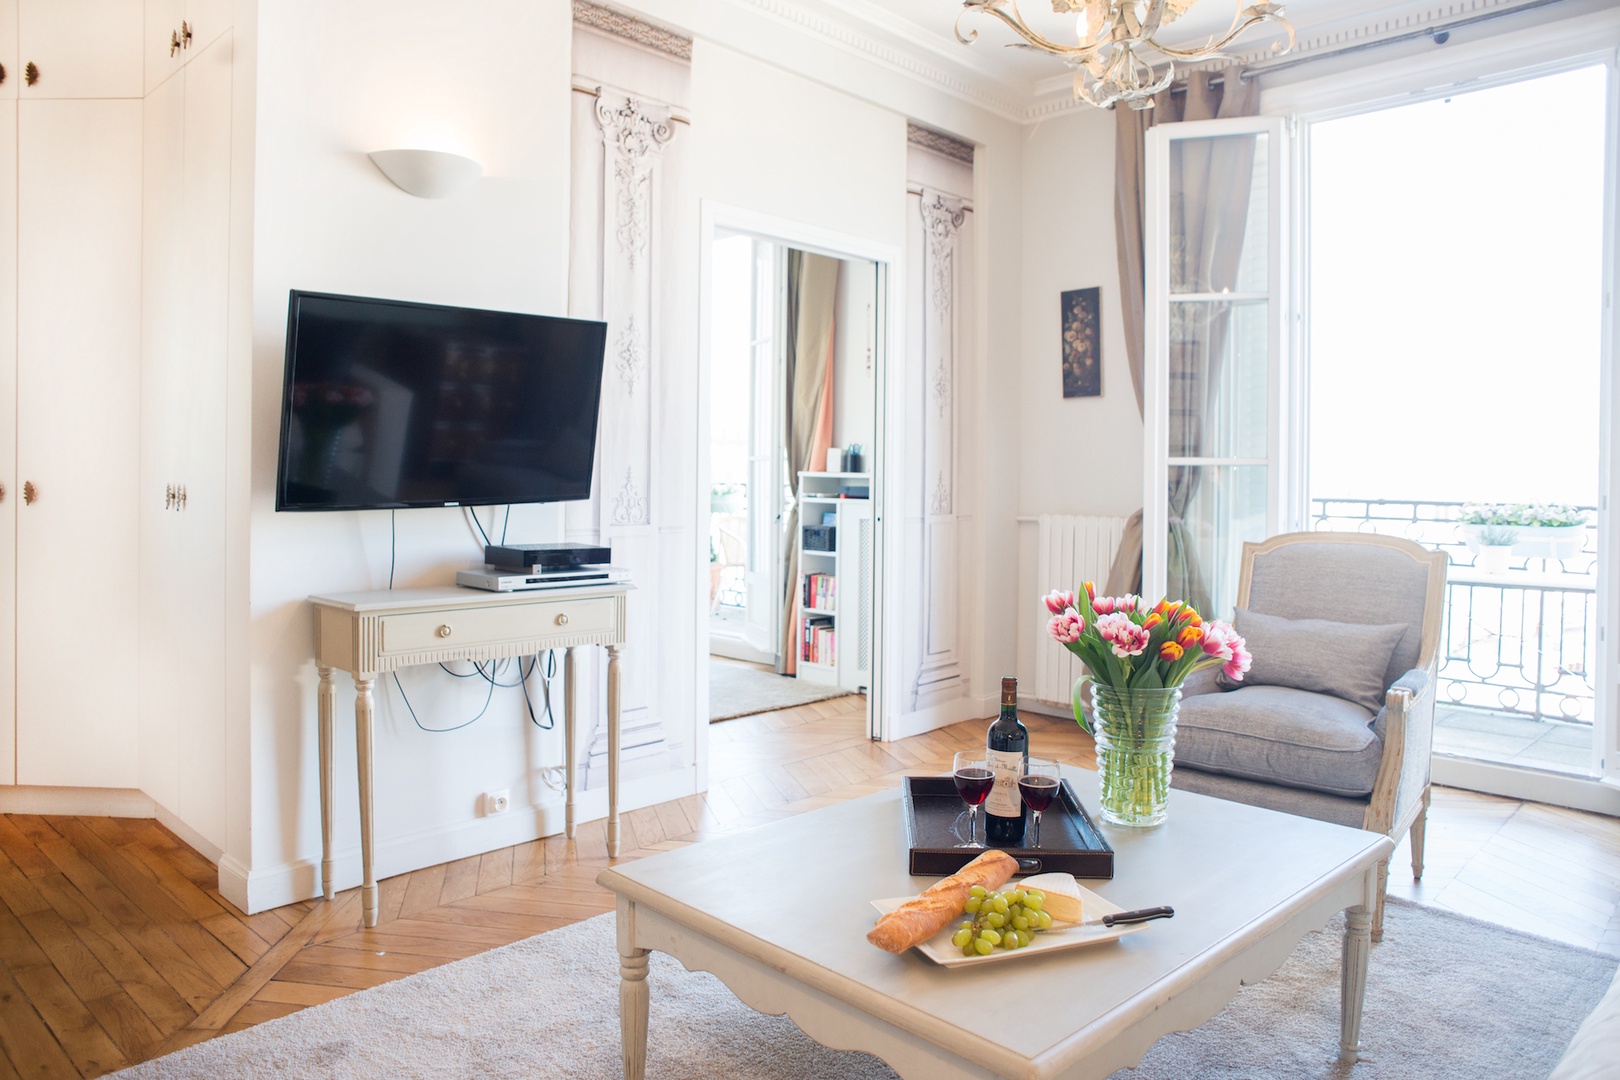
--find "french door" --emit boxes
[1143,116,1290,620]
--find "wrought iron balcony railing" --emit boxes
[1309,498,1597,725]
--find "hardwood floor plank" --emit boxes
[27,875,197,1036]
[0,961,80,1080]
[154,897,340,1053]
[252,981,352,1007]
[509,841,546,887]
[399,865,449,918]
[475,848,513,896]
[293,945,446,976]
[0,903,130,1075]
[439,856,482,906]
[40,819,247,990]
[0,818,57,880]
[23,829,224,1011]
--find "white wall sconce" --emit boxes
[368,148,483,199]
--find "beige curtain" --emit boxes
[777,251,840,674]
[1105,71,1259,603]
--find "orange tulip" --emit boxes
[1143,613,1165,630]
[1159,641,1184,662]
[1178,626,1204,647]
[1083,581,1096,601]
[1182,611,1203,628]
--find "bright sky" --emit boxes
[1308,64,1607,507]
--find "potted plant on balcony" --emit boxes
[1459,503,1591,565]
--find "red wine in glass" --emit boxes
[1019,758,1061,847]
[1017,775,1060,813]
[952,752,992,847]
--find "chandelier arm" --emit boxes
[1147,9,1294,61]
[957,0,1107,59]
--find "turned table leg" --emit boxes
[317,666,335,901]
[1340,889,1374,1062]
[617,896,649,1080]
[354,674,379,928]
[565,646,578,840]
[607,643,624,859]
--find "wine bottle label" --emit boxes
[985,748,1023,818]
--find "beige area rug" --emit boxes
[112,899,1615,1079]
[709,658,853,722]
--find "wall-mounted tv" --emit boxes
[275,291,608,512]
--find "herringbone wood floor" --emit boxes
[1,695,1617,1077]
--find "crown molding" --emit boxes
[730,0,1034,122]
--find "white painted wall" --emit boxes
[220,2,1032,911]
[1018,106,1140,521]
[233,0,577,911]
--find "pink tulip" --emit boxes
[1043,589,1078,616]
[1093,596,1116,615]
[1048,608,1085,644]
[1096,612,1149,658]
[1117,594,1142,613]
[1223,638,1253,682]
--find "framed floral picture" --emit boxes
[1060,286,1101,398]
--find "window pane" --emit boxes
[1167,464,1268,621]
[1168,133,1269,294]
[1168,299,1268,459]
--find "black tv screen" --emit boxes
[275,291,607,512]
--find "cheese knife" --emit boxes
[1048,905,1175,931]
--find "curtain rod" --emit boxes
[1172,0,1579,89]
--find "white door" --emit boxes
[18,0,142,98]
[1143,116,1289,619]
[16,98,142,787]
[174,30,230,839]
[742,240,782,660]
[0,95,15,785]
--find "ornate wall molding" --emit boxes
[614,315,646,395]
[573,0,693,61]
[595,93,675,270]
[907,123,975,165]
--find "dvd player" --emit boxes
[484,542,613,570]
[456,565,631,592]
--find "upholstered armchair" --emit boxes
[1171,532,1448,941]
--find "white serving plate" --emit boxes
[869,881,1151,968]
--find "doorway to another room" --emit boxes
[707,231,878,723]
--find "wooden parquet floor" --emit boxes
[1,694,1617,1077]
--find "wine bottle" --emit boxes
[984,676,1028,844]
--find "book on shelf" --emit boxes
[802,572,836,611]
[801,615,835,666]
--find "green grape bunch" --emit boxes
[950,884,1055,956]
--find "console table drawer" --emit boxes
[379,597,618,654]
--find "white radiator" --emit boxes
[1031,514,1128,706]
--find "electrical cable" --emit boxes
[388,509,397,589]
[390,669,494,733]
[466,506,493,548]
[501,505,511,544]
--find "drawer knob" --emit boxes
[556,613,570,626]
[436,624,453,638]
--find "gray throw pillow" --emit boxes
[1220,608,1407,714]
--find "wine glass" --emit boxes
[1017,757,1062,848]
[951,751,993,847]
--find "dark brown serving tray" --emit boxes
[902,775,1114,879]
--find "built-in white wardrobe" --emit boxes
[0,0,233,845]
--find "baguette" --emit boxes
[866,849,1019,954]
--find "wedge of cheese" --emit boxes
[1018,872,1084,924]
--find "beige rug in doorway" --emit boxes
[709,659,853,721]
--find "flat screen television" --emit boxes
[275,291,608,512]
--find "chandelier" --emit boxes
[956,0,1295,110]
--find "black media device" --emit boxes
[274,290,609,512]
[484,543,613,570]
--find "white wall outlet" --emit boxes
[485,789,511,815]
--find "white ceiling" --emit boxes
[780,0,1456,101]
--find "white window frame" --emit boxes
[1143,115,1291,612]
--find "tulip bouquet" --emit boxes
[1043,584,1251,696]
[1041,584,1252,826]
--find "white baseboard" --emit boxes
[0,786,156,817]
[152,803,225,864]
[1431,754,1620,817]
[887,693,994,740]
[224,766,700,914]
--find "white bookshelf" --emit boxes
[796,472,872,692]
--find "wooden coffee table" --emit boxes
[597,769,1394,1080]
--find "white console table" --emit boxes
[308,583,630,927]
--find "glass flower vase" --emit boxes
[1087,681,1180,827]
